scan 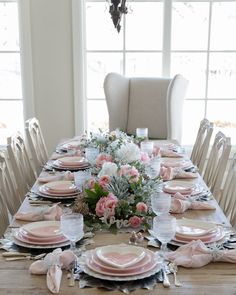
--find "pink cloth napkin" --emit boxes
[15,204,63,221]
[38,171,74,183]
[166,239,236,268]
[160,166,198,181]
[170,192,215,214]
[29,248,76,293]
[51,150,82,160]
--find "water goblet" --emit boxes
[85,147,99,165]
[145,157,161,179]
[152,215,176,259]
[136,127,148,140]
[140,141,154,156]
[60,213,84,252]
[74,170,91,192]
[151,191,171,216]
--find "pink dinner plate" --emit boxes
[19,228,65,243]
[173,227,225,244]
[21,221,61,238]
[14,230,68,245]
[161,158,192,169]
[86,250,160,276]
[58,156,88,166]
[52,160,90,170]
[39,186,78,197]
[43,181,77,194]
[60,140,80,150]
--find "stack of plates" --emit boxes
[38,180,79,199]
[58,140,81,152]
[13,221,70,249]
[171,218,226,245]
[163,180,203,196]
[81,244,162,281]
[161,158,192,170]
[52,156,90,171]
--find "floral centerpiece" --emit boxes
[73,130,161,231]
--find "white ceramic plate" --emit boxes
[95,244,146,269]
[44,180,77,193]
[13,236,71,249]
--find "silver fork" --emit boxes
[168,262,182,287]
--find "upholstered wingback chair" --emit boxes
[104,73,188,143]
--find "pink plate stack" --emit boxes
[52,156,90,171]
[38,180,79,199]
[80,244,162,281]
[13,221,70,249]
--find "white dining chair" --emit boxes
[25,117,49,175]
[0,150,21,215]
[203,131,231,197]
[7,132,37,199]
[217,153,236,228]
[104,73,189,143]
[190,118,213,174]
[0,193,10,237]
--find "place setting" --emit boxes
[51,156,90,171]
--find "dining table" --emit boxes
[1,137,236,295]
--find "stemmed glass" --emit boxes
[60,213,84,252]
[151,191,171,216]
[153,215,176,259]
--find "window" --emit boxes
[0,1,23,143]
[84,0,236,146]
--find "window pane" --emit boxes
[87,100,108,132]
[126,53,162,77]
[0,100,23,144]
[0,53,22,99]
[207,100,236,144]
[208,53,236,99]
[211,2,236,50]
[126,2,163,50]
[86,3,123,50]
[172,2,209,50]
[171,53,207,98]
[87,53,123,99]
[182,100,205,145]
[0,2,19,51]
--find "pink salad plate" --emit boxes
[52,159,90,170]
[19,228,66,243]
[176,218,218,237]
[95,244,146,269]
[173,226,225,244]
[43,180,78,194]
[86,249,160,277]
[163,181,203,196]
[60,140,81,150]
[14,230,68,245]
[58,156,88,167]
[21,221,61,238]
[161,158,192,169]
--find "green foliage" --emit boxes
[84,183,108,211]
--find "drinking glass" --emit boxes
[60,213,84,251]
[74,170,91,192]
[151,191,171,216]
[140,141,154,156]
[85,147,99,165]
[136,127,148,139]
[153,215,176,258]
[145,157,161,178]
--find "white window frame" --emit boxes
[72,0,236,152]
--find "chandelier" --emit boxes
[108,0,128,33]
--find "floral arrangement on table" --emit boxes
[73,130,161,231]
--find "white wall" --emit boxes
[25,0,75,153]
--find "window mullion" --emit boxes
[162,0,172,77]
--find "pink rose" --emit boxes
[129,216,142,228]
[96,153,113,167]
[95,193,118,218]
[140,152,150,164]
[118,165,140,183]
[136,202,148,213]
[87,178,96,189]
[98,175,110,190]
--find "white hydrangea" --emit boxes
[116,142,141,164]
[98,162,118,177]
